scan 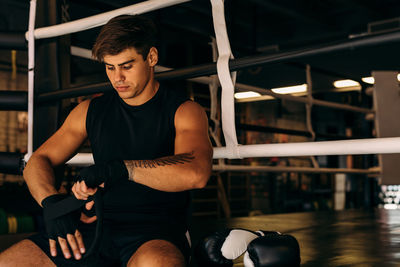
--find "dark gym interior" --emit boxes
[0,0,400,266]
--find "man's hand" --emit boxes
[72,182,100,223]
[72,181,99,201]
[42,194,85,260]
[77,160,128,189]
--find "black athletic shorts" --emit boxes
[27,220,191,267]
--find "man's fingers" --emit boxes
[82,181,98,194]
[85,200,94,210]
[72,181,97,200]
[80,213,97,224]
[57,237,71,259]
[75,230,86,254]
[66,233,82,260]
[72,182,88,200]
[49,239,57,257]
[81,181,88,191]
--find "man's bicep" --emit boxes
[174,101,213,159]
[34,100,90,166]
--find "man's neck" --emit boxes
[123,79,159,106]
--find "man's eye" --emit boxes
[123,65,132,70]
[106,66,114,71]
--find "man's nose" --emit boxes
[114,69,125,82]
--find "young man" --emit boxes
[0,15,213,266]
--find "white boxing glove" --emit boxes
[220,229,261,259]
[222,229,281,259]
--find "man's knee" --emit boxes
[127,239,186,267]
[0,239,55,267]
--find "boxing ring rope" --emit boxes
[0,32,27,50]
[213,137,400,159]
[25,0,191,40]
[64,135,400,167]
[210,0,239,159]
[0,91,27,111]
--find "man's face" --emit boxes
[103,47,157,105]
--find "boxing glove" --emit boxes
[243,233,301,267]
[195,228,280,266]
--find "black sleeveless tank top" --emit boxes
[86,85,190,232]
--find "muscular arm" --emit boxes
[124,101,213,192]
[23,100,90,205]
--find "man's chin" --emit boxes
[115,90,131,98]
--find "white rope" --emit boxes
[209,37,225,168]
[39,137,400,167]
[210,0,240,158]
[26,0,36,159]
[213,137,400,159]
[209,37,222,147]
[25,0,190,40]
[70,46,92,59]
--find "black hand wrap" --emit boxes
[82,203,96,218]
[41,191,104,259]
[77,160,128,189]
[42,194,81,240]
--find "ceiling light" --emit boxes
[271,84,307,94]
[361,77,374,84]
[234,91,261,99]
[333,79,360,88]
[361,74,400,85]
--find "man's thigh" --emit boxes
[127,239,186,267]
[0,239,55,267]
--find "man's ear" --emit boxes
[147,47,158,67]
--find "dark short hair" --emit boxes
[92,15,157,62]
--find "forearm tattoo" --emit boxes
[124,151,195,181]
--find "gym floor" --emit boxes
[1,209,399,266]
[190,209,400,266]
